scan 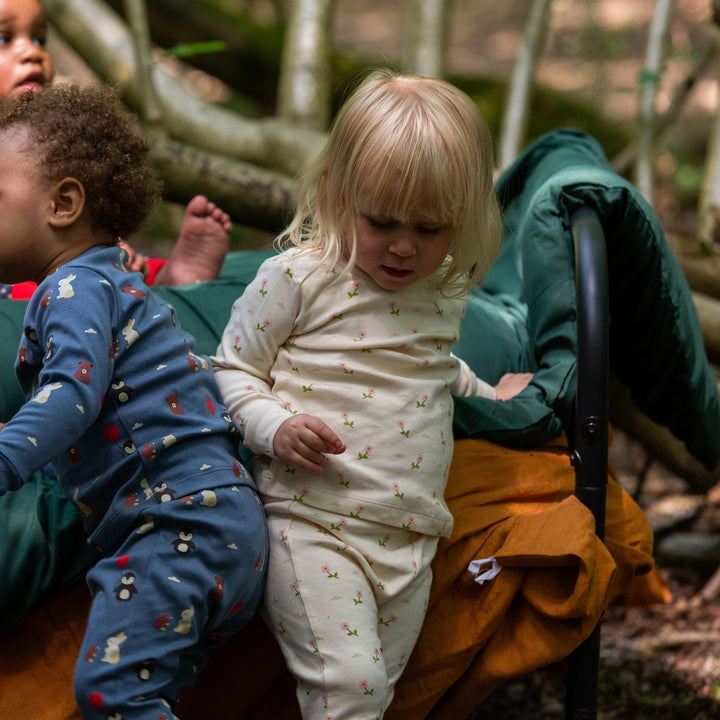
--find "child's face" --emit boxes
[350,208,454,292]
[0,0,54,99]
[0,129,56,283]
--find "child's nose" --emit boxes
[389,234,416,257]
[17,38,44,61]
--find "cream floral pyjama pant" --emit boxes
[261,499,439,720]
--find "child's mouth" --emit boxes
[383,266,412,278]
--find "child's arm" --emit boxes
[212,257,321,460]
[452,354,533,401]
[0,273,115,492]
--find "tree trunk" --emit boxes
[403,0,449,78]
[43,0,325,177]
[497,0,553,172]
[150,137,297,232]
[693,292,720,365]
[697,39,720,254]
[666,232,720,300]
[610,377,720,492]
[277,0,335,129]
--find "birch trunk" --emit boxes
[277,0,334,129]
[634,0,674,203]
[403,0,449,78]
[497,0,553,172]
[43,0,325,177]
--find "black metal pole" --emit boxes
[565,207,609,720]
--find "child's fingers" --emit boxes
[274,415,345,474]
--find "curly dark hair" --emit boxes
[0,83,161,240]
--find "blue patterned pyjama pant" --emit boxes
[74,484,267,720]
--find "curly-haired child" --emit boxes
[0,82,267,719]
[212,69,533,719]
[0,0,231,298]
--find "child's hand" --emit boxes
[118,240,150,279]
[494,372,534,401]
[274,414,346,474]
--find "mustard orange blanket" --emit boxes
[0,438,664,720]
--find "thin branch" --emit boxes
[276,0,334,130]
[612,41,717,175]
[403,0,449,78]
[497,0,553,172]
[634,0,675,202]
[122,0,163,127]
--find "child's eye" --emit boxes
[364,215,397,230]
[32,34,47,47]
[0,33,11,46]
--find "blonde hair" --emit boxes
[277,68,502,294]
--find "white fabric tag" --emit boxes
[467,556,502,585]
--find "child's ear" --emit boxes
[48,178,85,228]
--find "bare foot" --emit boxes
[154,195,232,285]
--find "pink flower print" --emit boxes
[337,472,349,488]
[342,412,354,428]
[378,614,397,627]
[402,516,415,531]
[416,394,428,408]
[233,334,242,353]
[291,583,300,596]
[244,384,254,391]
[359,680,374,696]
[354,330,367,342]
[440,430,446,445]
[341,622,358,636]
[278,620,286,635]
[348,282,360,298]
[330,518,347,531]
[256,318,271,332]
[433,491,440,506]
[322,565,339,579]
[349,504,364,519]
[353,590,363,605]
[234,412,245,428]
[283,401,298,415]
[388,301,400,316]
[310,640,319,653]
[434,302,444,316]
[393,482,405,499]
[362,387,375,399]
[411,455,423,470]
[291,489,308,503]
[378,534,389,547]
[372,648,381,663]
[258,278,268,296]
[339,361,354,374]
[357,445,372,460]
[435,338,443,350]
[398,420,410,438]
[398,653,407,668]
[286,357,299,372]
[279,528,288,542]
